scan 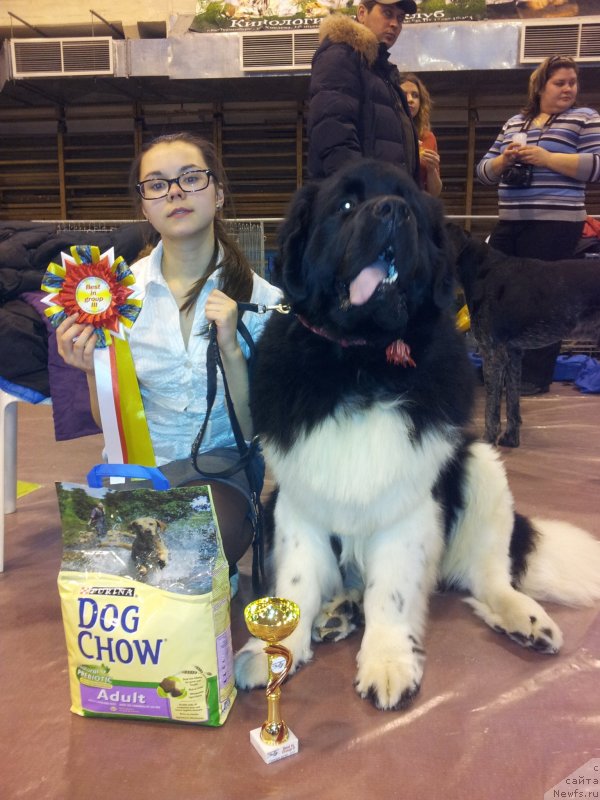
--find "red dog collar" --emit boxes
[296,315,416,368]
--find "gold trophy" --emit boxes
[244,597,300,764]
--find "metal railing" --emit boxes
[33,218,266,275]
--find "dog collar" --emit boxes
[295,315,416,368]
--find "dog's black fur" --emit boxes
[252,164,475,452]
[448,225,600,447]
[232,161,600,710]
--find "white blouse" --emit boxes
[129,241,283,465]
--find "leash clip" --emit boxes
[257,303,291,315]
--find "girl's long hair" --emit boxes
[521,55,579,121]
[399,72,432,139]
[129,132,253,313]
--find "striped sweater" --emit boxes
[476,106,600,222]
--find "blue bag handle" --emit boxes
[86,464,170,490]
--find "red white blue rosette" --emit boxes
[41,245,141,346]
[41,246,155,466]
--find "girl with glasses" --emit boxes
[56,132,282,577]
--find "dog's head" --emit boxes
[275,160,454,346]
[129,517,166,542]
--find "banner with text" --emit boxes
[190,0,598,32]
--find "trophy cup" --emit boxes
[244,597,300,764]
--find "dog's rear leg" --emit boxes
[497,346,522,448]
[235,493,342,690]
[481,342,506,444]
[313,561,364,643]
[442,442,562,653]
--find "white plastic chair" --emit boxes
[0,388,51,572]
[0,388,21,571]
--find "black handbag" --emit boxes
[191,310,266,594]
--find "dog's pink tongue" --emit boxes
[349,263,387,306]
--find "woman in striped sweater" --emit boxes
[476,56,600,394]
[477,55,600,261]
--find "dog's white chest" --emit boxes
[264,402,457,535]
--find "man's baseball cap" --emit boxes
[376,0,417,13]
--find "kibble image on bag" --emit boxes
[56,481,236,726]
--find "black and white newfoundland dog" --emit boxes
[234,160,600,710]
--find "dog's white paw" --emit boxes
[234,637,270,690]
[354,633,425,710]
[234,633,313,690]
[465,592,563,654]
[312,592,363,643]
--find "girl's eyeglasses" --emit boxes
[136,169,214,200]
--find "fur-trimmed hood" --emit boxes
[318,13,380,66]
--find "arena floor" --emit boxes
[1,382,599,800]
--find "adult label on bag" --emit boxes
[59,572,235,724]
[56,481,236,726]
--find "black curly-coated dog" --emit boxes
[448,225,600,447]
[234,161,600,710]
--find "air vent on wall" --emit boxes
[241,31,320,71]
[520,19,600,63]
[9,37,113,78]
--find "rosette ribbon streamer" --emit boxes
[41,245,155,466]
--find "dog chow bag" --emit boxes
[56,472,236,727]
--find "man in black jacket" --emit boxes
[307,0,419,183]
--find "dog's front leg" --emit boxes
[497,345,522,448]
[235,491,342,690]
[354,502,444,710]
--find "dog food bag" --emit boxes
[56,476,236,726]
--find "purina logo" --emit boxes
[545,759,600,799]
[79,586,136,598]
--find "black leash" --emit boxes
[191,301,289,595]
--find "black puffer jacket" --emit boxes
[307,13,419,182]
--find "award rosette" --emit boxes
[41,245,155,466]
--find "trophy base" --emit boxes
[250,727,299,764]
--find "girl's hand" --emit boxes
[204,288,240,357]
[205,288,252,437]
[56,313,97,373]
[420,148,440,173]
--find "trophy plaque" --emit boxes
[244,597,300,764]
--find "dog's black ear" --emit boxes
[420,193,455,310]
[274,182,319,302]
[443,222,481,301]
[444,222,471,260]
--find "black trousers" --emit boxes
[489,219,584,261]
[489,219,584,392]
